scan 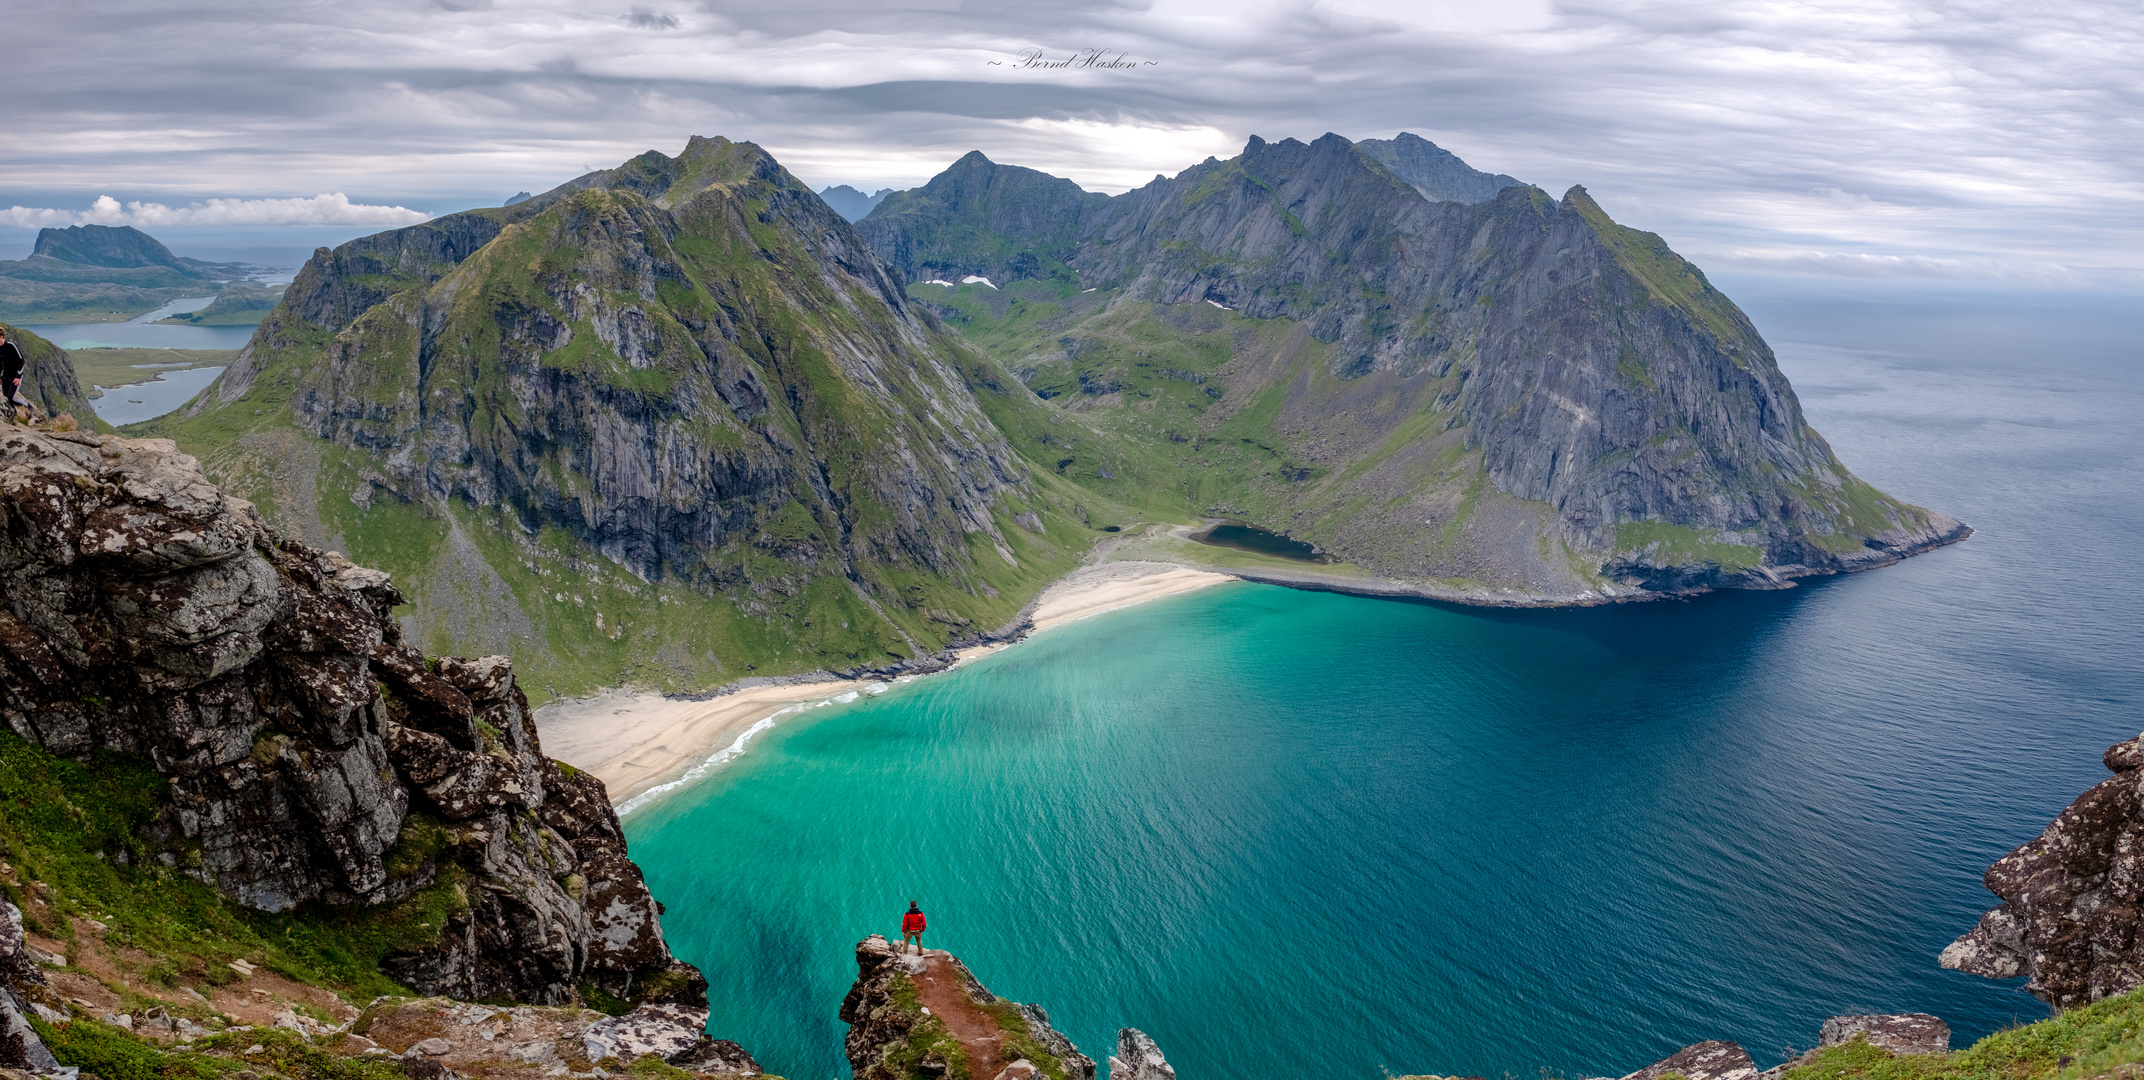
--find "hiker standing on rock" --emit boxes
[901,901,927,954]
[0,328,26,423]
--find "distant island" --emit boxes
[0,223,267,323]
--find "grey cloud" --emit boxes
[1,0,2137,283]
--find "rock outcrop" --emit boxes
[358,997,762,1078]
[1816,1014,1949,1055]
[1942,730,2144,1006]
[0,324,95,424]
[1621,1041,1758,1080]
[839,935,1098,1080]
[1107,1029,1176,1080]
[0,426,696,1009]
[0,902,62,1074]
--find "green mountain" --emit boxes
[0,224,253,323]
[140,131,1963,698]
[858,133,1965,600]
[146,137,1106,701]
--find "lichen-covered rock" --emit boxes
[0,428,698,1010]
[840,935,1094,1080]
[358,998,760,1079]
[1620,1041,1757,1080]
[1107,1029,1176,1080]
[1818,1014,1949,1055]
[1944,731,2144,1006]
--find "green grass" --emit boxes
[0,728,463,1005]
[66,349,239,396]
[1615,520,1764,574]
[1778,989,2144,1080]
[879,972,972,1080]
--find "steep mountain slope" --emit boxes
[856,153,1113,288]
[0,321,99,422]
[149,137,1104,699]
[1356,132,1521,203]
[863,134,1965,601]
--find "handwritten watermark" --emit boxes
[989,48,1158,70]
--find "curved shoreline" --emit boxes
[533,562,1233,811]
[535,515,1971,812]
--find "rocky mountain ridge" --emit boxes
[0,426,719,1021]
[861,133,1967,599]
[153,136,1098,698]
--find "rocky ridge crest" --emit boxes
[0,426,708,1014]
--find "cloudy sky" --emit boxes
[4,0,2138,285]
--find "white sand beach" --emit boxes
[532,560,1233,808]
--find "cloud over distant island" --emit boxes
[2,0,2137,284]
[0,194,432,231]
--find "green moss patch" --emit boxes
[1615,520,1764,574]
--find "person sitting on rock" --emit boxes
[0,328,26,423]
[901,901,927,954]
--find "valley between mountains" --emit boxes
[12,130,1965,700]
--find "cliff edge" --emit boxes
[0,423,747,1072]
[1943,729,2144,1007]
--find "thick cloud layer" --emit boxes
[0,194,431,229]
[4,0,2136,284]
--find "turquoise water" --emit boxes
[626,284,2144,1080]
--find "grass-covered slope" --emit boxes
[138,138,1125,701]
[1,320,101,422]
[869,134,1964,600]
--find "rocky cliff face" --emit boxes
[861,134,1966,599]
[1355,132,1522,204]
[857,152,1112,289]
[158,136,1091,697]
[0,426,701,1012]
[1942,730,2144,1007]
[0,324,97,423]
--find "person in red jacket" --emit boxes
[901,901,926,954]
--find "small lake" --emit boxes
[1195,521,1332,562]
[22,296,258,350]
[91,366,226,426]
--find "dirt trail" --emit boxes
[909,949,1009,1080]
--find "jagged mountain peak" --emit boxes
[1357,132,1523,204]
[531,134,792,213]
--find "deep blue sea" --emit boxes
[624,280,2144,1080]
